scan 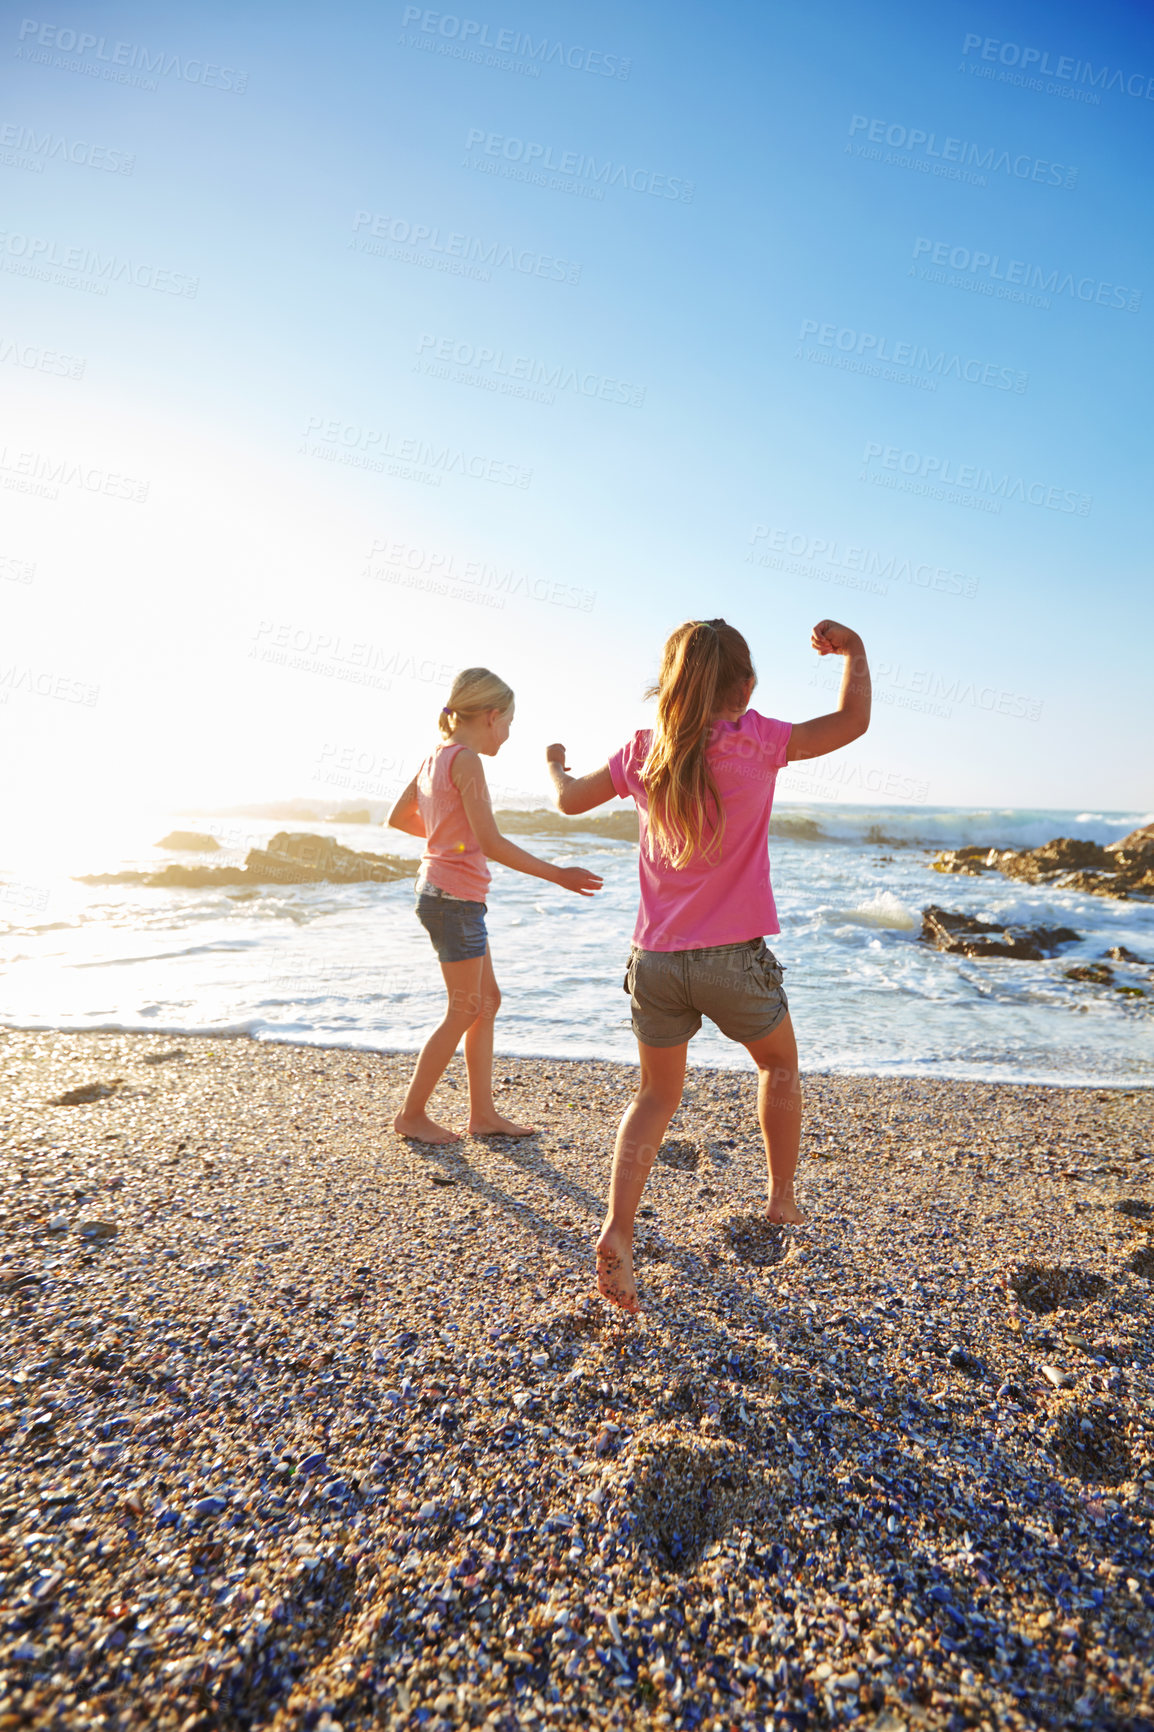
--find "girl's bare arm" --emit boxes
[545,747,617,815]
[787,621,871,761]
[387,777,425,837]
[452,750,601,896]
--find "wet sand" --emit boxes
[1,1028,1152,1732]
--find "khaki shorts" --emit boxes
[624,938,789,1048]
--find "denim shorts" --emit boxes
[416,883,488,964]
[624,937,789,1047]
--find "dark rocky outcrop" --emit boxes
[921,905,1079,961]
[135,865,253,888]
[243,833,415,884]
[1107,822,1154,852]
[928,844,996,876]
[77,832,418,890]
[931,834,1154,900]
[999,837,1113,882]
[1062,960,1147,997]
[155,831,220,852]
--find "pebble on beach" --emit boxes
[0,1029,1151,1732]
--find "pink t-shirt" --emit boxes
[608,709,792,951]
[416,743,491,901]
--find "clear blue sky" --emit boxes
[3,0,1152,817]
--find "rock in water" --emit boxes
[1107,822,1154,852]
[78,865,253,888]
[243,832,415,884]
[999,838,1112,882]
[155,831,220,851]
[920,906,1078,961]
[932,835,1154,902]
[77,832,418,890]
[930,845,999,876]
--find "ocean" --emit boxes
[2,804,1151,1088]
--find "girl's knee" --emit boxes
[447,986,482,1022]
[637,1081,682,1116]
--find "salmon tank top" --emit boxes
[415,742,491,901]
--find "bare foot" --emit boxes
[766,1190,806,1225]
[393,1110,461,1145]
[596,1230,640,1315]
[467,1113,536,1138]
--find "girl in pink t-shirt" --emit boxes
[389,666,602,1145]
[547,617,872,1313]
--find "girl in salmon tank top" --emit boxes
[388,667,603,1145]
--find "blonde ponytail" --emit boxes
[438,667,515,738]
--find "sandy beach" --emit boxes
[2,1028,1152,1732]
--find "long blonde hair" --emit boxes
[641,620,755,867]
[438,666,514,738]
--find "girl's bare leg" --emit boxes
[744,1013,804,1223]
[465,948,534,1137]
[393,955,486,1143]
[596,1041,687,1313]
